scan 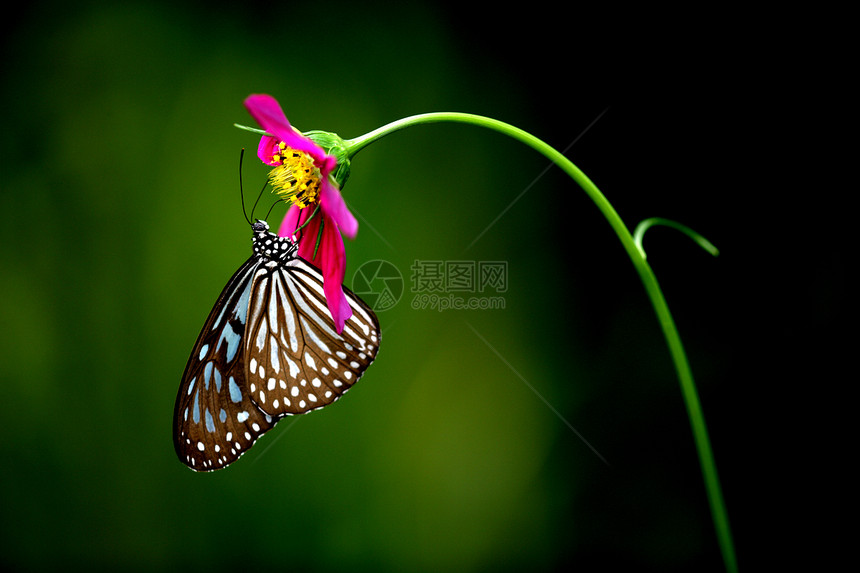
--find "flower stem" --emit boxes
[346,112,737,572]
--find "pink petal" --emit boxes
[244,94,326,162]
[257,135,282,167]
[318,228,352,333]
[244,94,291,135]
[296,215,320,263]
[277,174,357,241]
[279,207,352,333]
[278,204,303,238]
[320,178,359,239]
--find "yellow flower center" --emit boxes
[268,142,321,208]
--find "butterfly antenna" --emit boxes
[293,206,304,240]
[264,198,285,223]
[239,148,252,226]
[250,177,268,222]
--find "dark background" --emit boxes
[1,1,847,571]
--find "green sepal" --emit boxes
[304,130,351,190]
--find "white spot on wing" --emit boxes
[286,354,300,379]
[256,316,268,351]
[269,337,280,373]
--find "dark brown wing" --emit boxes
[244,257,380,417]
[173,258,277,471]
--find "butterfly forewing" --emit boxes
[174,260,277,471]
[173,220,380,472]
[244,258,381,417]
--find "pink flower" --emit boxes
[244,94,358,332]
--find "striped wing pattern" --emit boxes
[173,221,380,472]
[244,259,380,418]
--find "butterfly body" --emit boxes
[174,220,379,471]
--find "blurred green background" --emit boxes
[1,1,846,571]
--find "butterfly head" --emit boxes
[252,219,297,262]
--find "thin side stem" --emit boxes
[634,217,721,259]
[345,112,737,572]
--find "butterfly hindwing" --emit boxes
[173,259,276,471]
[244,258,381,417]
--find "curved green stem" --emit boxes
[634,217,720,260]
[346,113,737,572]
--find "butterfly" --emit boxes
[173,219,380,471]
